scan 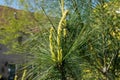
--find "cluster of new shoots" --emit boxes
[49,0,68,65]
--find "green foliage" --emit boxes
[82,1,120,79]
[22,0,94,80]
[1,0,120,80]
[24,0,120,80]
[0,5,58,53]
